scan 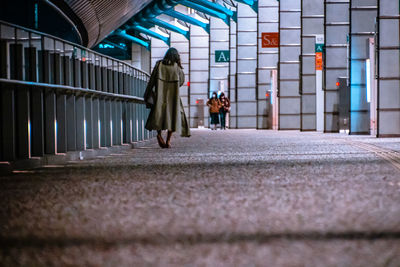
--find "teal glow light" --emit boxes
[34,3,38,29]
[99,44,115,49]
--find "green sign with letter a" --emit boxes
[315,43,324,53]
[215,50,230,63]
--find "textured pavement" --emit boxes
[1,129,400,266]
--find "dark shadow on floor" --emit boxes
[1,231,400,249]
[0,156,388,182]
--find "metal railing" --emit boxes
[0,20,154,162]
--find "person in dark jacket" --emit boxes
[144,48,190,148]
[219,92,230,130]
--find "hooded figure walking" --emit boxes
[144,48,191,148]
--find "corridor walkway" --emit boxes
[1,130,400,266]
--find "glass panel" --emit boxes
[43,36,54,51]
[55,40,63,54]
[1,25,15,43]
[30,33,41,50]
[74,47,81,60]
[94,54,101,66]
[16,29,29,46]
[102,57,107,68]
[86,51,95,64]
[64,43,73,58]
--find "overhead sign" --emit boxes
[315,35,324,71]
[261,32,279,48]
[315,34,325,131]
[215,50,230,62]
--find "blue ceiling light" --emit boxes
[102,40,128,50]
[114,30,150,50]
[129,24,171,46]
[180,0,231,25]
[164,9,210,33]
[99,43,114,49]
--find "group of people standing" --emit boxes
[207,91,230,130]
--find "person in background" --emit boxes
[219,92,230,130]
[207,92,221,130]
[144,47,190,148]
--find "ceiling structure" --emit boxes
[50,0,153,47]
[51,0,258,49]
[110,0,259,50]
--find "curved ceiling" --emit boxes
[50,0,153,47]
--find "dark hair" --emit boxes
[162,47,182,68]
[210,91,218,100]
[219,92,225,99]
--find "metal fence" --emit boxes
[0,20,154,162]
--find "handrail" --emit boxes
[0,20,150,78]
[0,20,154,164]
[0,78,145,103]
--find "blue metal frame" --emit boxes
[164,9,210,33]
[102,0,242,49]
[180,0,230,25]
[189,0,236,22]
[147,17,190,39]
[129,25,171,46]
[114,30,150,50]
[235,0,258,12]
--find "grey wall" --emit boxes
[130,43,150,74]
[189,19,210,127]
[279,0,301,130]
[300,0,324,131]
[349,0,377,134]
[236,2,258,128]
[229,10,237,128]
[257,0,279,129]
[377,0,400,136]
[170,6,190,120]
[324,0,350,133]
[209,10,229,122]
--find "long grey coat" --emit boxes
[144,61,190,137]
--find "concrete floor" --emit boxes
[1,129,400,266]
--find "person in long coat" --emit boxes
[144,47,190,148]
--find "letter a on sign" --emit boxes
[218,52,227,62]
[215,50,230,63]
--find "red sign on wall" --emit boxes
[315,52,323,70]
[261,32,279,48]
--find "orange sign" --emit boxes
[261,32,279,48]
[315,52,323,70]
